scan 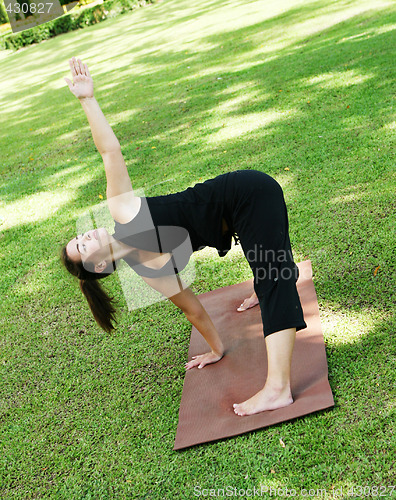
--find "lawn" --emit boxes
[0,0,395,497]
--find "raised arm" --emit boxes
[65,57,138,220]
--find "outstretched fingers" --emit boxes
[69,57,77,77]
[84,63,91,78]
[77,58,85,75]
[69,56,88,77]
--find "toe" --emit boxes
[233,404,244,416]
[237,300,248,312]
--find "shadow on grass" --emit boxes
[0,0,396,491]
[0,287,394,495]
[1,0,394,187]
[0,0,394,323]
[1,1,395,494]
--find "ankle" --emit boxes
[264,378,291,393]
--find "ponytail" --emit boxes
[60,246,118,332]
[79,278,117,332]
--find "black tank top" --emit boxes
[112,172,235,277]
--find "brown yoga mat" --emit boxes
[174,260,334,450]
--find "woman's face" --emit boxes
[66,228,111,265]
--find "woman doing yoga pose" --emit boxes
[61,58,306,416]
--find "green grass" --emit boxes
[0,0,395,497]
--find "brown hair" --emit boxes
[60,246,118,332]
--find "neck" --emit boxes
[108,236,136,261]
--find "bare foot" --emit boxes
[237,292,259,312]
[233,385,293,416]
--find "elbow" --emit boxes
[100,143,121,156]
[184,304,206,324]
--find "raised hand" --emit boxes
[64,57,94,99]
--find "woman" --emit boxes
[61,58,306,417]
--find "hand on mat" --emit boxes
[185,351,223,370]
[65,57,94,100]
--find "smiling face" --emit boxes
[66,228,112,268]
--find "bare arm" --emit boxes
[141,275,224,368]
[169,286,224,360]
[65,57,135,210]
[79,98,121,155]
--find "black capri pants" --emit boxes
[223,170,307,337]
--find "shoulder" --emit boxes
[110,195,142,224]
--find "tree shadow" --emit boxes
[0,1,395,489]
[0,0,394,329]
